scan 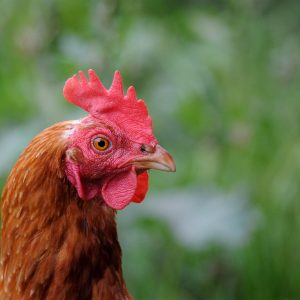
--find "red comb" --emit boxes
[63,70,154,143]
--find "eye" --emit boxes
[93,137,111,151]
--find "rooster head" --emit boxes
[63,70,175,210]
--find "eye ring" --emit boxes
[92,137,111,151]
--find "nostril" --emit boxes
[140,144,155,153]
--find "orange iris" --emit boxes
[93,137,110,151]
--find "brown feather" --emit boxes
[0,121,132,300]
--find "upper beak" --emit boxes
[132,144,176,172]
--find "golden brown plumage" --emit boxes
[0,70,175,299]
[0,122,131,299]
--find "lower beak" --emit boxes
[132,145,176,172]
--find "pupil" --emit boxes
[98,140,106,148]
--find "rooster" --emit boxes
[0,70,175,300]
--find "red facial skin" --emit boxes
[65,115,157,210]
[63,70,162,210]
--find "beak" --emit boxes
[132,145,176,172]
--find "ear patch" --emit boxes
[65,149,98,199]
[66,147,84,164]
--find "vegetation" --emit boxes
[1,0,300,299]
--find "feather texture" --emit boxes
[0,121,132,300]
[0,70,176,300]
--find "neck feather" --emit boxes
[0,121,131,300]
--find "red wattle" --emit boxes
[101,168,137,210]
[131,171,149,203]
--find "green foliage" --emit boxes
[1,0,300,299]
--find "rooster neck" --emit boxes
[45,198,129,300]
[0,122,131,300]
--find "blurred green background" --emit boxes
[1,0,300,299]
